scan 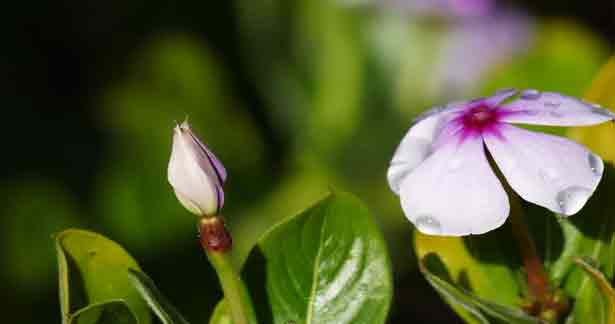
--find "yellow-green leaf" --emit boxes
[56,229,151,324]
[414,227,521,308]
[573,258,615,324]
[569,56,615,162]
[209,301,232,324]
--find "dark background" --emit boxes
[1,0,614,323]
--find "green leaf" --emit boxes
[573,258,615,324]
[548,165,615,323]
[127,269,191,324]
[253,191,393,324]
[68,300,137,324]
[56,229,151,324]
[421,263,540,324]
[414,226,522,308]
[209,301,232,324]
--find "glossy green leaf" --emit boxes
[421,263,540,324]
[68,300,137,324]
[209,301,232,324]
[56,229,151,324]
[255,191,393,324]
[127,269,191,324]
[573,258,615,324]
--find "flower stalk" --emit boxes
[508,197,550,302]
[508,194,569,321]
[199,217,258,324]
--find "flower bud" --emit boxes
[168,121,227,216]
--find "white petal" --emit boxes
[168,129,220,215]
[398,135,509,236]
[500,90,614,126]
[484,124,603,216]
[388,109,450,194]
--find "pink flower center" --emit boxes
[461,104,499,131]
[450,103,506,141]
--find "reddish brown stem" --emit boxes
[199,216,232,252]
[508,198,550,303]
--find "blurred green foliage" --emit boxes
[1,182,82,293]
[2,0,612,323]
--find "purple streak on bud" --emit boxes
[188,130,227,183]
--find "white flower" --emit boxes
[388,89,614,236]
[168,121,226,216]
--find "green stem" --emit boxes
[207,251,257,324]
[199,217,258,324]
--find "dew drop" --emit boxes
[589,104,615,118]
[387,163,411,194]
[521,89,541,100]
[587,153,603,176]
[539,168,558,183]
[555,186,592,215]
[495,88,515,96]
[415,215,442,235]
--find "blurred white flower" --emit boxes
[168,121,227,216]
[429,9,533,97]
[382,0,493,18]
[366,0,534,101]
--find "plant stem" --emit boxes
[508,196,550,303]
[199,217,258,324]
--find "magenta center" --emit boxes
[451,103,506,141]
[462,105,499,130]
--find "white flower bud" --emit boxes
[168,121,226,216]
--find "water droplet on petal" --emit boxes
[521,89,541,100]
[539,168,558,183]
[587,153,603,176]
[556,186,592,215]
[415,215,442,235]
[589,104,615,118]
[495,88,516,95]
